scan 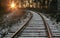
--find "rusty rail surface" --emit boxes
[38,13,52,38]
[11,13,33,38]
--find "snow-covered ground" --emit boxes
[0,11,32,38]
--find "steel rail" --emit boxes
[38,13,52,38]
[11,13,33,38]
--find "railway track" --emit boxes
[10,11,52,38]
[2,11,60,38]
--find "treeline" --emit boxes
[48,0,60,23]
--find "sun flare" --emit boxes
[10,2,15,8]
